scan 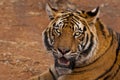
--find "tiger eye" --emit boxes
[54,28,61,35]
[56,29,61,33]
[75,32,81,36]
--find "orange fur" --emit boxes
[29,4,120,80]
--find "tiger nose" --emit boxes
[58,47,70,55]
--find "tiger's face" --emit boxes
[43,4,99,75]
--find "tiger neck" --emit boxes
[86,19,114,64]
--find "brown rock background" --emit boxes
[0,0,119,80]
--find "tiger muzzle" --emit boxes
[58,47,70,55]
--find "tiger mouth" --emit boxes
[58,57,70,66]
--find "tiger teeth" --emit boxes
[58,58,70,66]
[58,60,70,66]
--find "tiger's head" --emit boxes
[43,4,100,75]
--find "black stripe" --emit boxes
[73,15,81,22]
[71,19,80,29]
[103,67,120,80]
[61,17,68,21]
[104,75,111,80]
[111,66,120,79]
[117,33,120,50]
[82,34,89,49]
[38,76,40,80]
[49,69,56,80]
[43,30,53,51]
[81,32,94,56]
[116,33,120,57]
[97,19,106,38]
[60,14,70,21]
[72,16,80,25]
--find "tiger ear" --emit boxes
[86,7,100,24]
[46,3,58,20]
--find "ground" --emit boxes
[0,0,120,80]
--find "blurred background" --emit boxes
[0,0,119,80]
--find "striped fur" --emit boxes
[29,4,120,80]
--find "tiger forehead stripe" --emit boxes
[53,12,87,31]
[71,15,85,30]
[64,13,82,25]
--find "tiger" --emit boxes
[29,3,120,80]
